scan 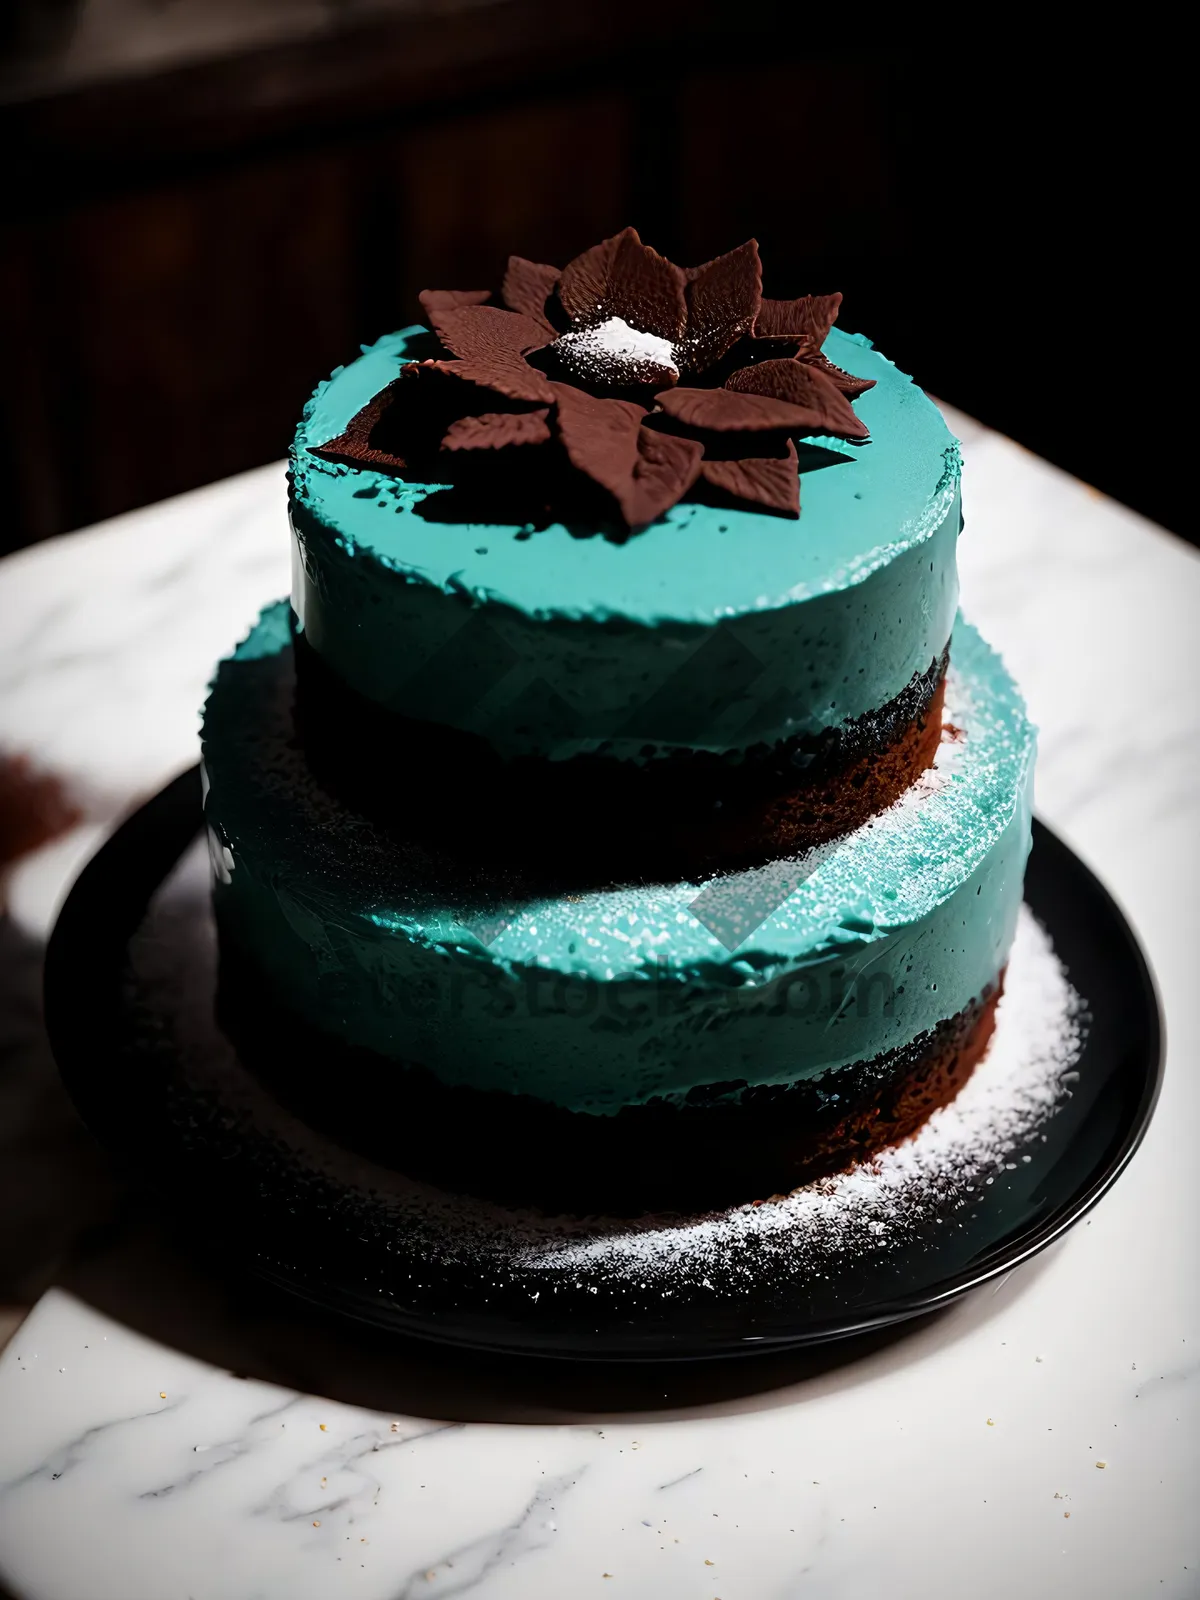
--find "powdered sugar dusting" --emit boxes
[140,847,1084,1328]
[556,316,679,383]
[513,906,1083,1283]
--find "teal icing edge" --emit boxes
[291,441,964,628]
[202,604,1034,1112]
[286,323,962,761]
[291,483,961,760]
[203,604,1030,983]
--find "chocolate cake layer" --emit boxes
[294,628,949,884]
[203,608,1033,1125]
[218,952,1000,1218]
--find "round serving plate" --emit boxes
[45,766,1162,1361]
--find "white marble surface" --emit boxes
[0,411,1197,1598]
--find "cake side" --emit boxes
[291,619,950,882]
[218,959,1003,1216]
[202,606,1033,1118]
[290,325,961,765]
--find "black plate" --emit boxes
[45,766,1162,1361]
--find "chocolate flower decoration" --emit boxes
[313,229,874,529]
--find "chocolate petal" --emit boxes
[558,227,640,325]
[310,379,411,470]
[429,303,552,363]
[701,439,799,516]
[550,380,645,511]
[415,304,555,403]
[421,357,555,405]
[724,359,869,439]
[419,288,492,320]
[795,343,876,399]
[656,384,838,434]
[603,231,688,341]
[682,239,762,371]
[753,292,843,343]
[501,256,560,331]
[441,408,552,451]
[620,428,704,527]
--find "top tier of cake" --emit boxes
[289,325,961,766]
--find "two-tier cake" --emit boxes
[202,230,1034,1216]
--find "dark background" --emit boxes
[1,3,1189,556]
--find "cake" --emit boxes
[202,231,1035,1216]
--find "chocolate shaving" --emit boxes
[725,359,869,439]
[317,230,875,528]
[421,304,551,366]
[420,357,555,406]
[419,288,492,320]
[0,754,81,868]
[753,292,843,344]
[683,240,763,370]
[798,346,877,399]
[557,227,637,326]
[441,409,552,451]
[309,379,411,471]
[657,384,840,434]
[621,428,704,527]
[414,303,555,404]
[701,440,799,516]
[603,231,688,342]
[501,256,560,332]
[550,381,645,501]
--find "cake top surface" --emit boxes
[207,607,1032,986]
[292,324,959,628]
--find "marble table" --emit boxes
[0,409,1196,1599]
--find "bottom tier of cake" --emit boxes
[217,957,1002,1215]
[202,605,1034,1215]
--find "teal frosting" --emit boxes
[290,327,961,762]
[202,606,1034,1114]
